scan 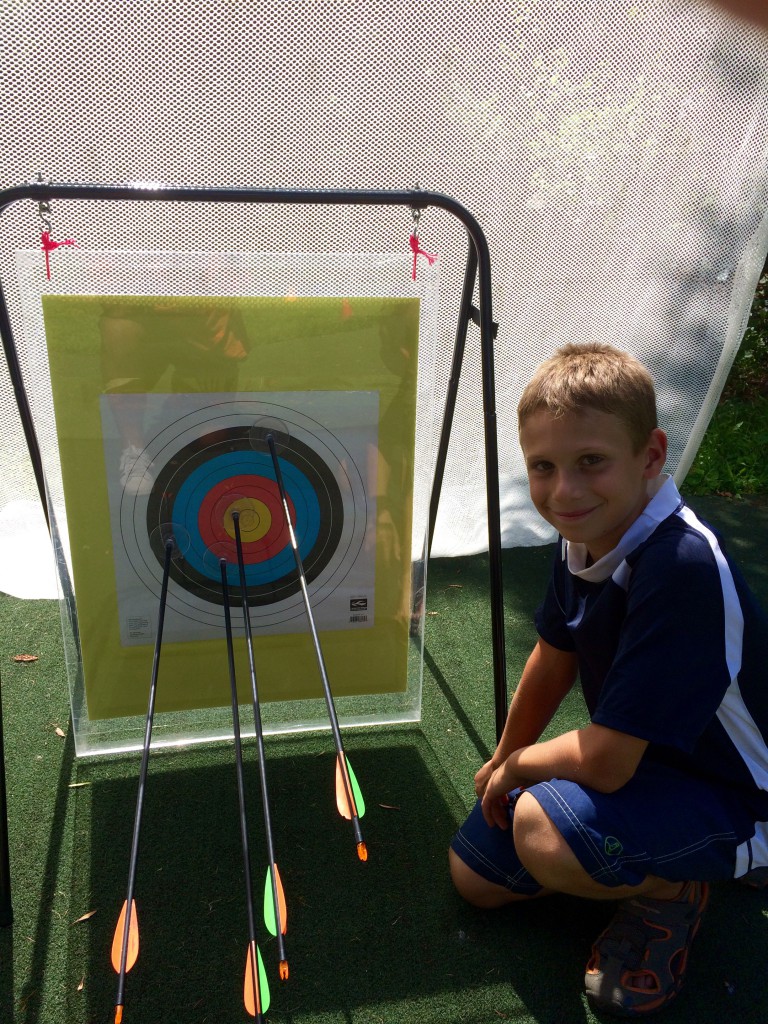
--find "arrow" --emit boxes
[335,754,366,823]
[111,538,173,1023]
[219,558,273,1018]
[263,863,287,940]
[231,515,289,978]
[266,434,367,862]
[244,940,270,1020]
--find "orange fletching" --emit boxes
[274,863,288,934]
[111,899,139,973]
[244,942,261,1018]
[335,754,355,820]
[115,1007,123,1024]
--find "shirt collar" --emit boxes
[566,474,683,582]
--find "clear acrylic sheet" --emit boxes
[14,249,441,755]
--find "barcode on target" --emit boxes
[349,613,368,623]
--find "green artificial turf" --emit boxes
[1,497,767,1023]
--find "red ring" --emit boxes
[198,476,295,564]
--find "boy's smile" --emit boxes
[519,408,667,562]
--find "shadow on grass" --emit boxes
[9,731,765,1024]
[0,925,12,1022]
[55,737,605,1024]
[423,645,492,766]
[57,735,768,1024]
[12,727,76,1024]
[684,495,768,603]
[70,741,470,1023]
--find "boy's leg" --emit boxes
[449,793,550,905]
[450,789,682,907]
[510,784,723,1014]
[448,847,551,907]
[507,766,754,894]
[454,766,754,1018]
[513,792,683,901]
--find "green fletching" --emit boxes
[264,866,277,936]
[258,945,270,1013]
[346,756,366,818]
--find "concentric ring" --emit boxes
[146,427,342,606]
[117,396,372,631]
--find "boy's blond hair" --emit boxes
[517,342,658,452]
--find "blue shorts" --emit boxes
[450,760,760,894]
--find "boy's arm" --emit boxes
[474,638,578,797]
[480,724,648,828]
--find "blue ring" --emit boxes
[172,451,320,583]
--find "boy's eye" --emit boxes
[529,460,553,473]
[581,454,603,467]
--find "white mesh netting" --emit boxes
[2,0,768,600]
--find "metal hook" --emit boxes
[35,172,52,233]
[410,183,424,236]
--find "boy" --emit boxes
[449,342,768,1016]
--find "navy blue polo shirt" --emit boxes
[535,476,768,814]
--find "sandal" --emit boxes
[738,866,768,889]
[584,880,709,1017]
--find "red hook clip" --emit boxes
[41,229,77,280]
[409,233,437,281]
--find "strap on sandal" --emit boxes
[584,881,709,1017]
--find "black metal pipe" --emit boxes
[0,280,48,526]
[0,181,508,739]
[472,226,509,741]
[1,182,480,232]
[0,668,12,926]
[427,240,477,554]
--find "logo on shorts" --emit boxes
[604,836,623,858]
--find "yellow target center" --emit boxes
[224,498,272,543]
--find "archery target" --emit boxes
[101,392,378,644]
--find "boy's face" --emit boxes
[519,407,667,562]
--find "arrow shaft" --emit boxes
[219,561,267,1010]
[266,435,364,847]
[231,517,288,964]
[220,563,260,933]
[115,539,173,1011]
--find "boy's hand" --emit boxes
[480,763,526,830]
[473,758,498,799]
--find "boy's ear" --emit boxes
[643,428,668,478]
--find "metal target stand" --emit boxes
[0,182,508,926]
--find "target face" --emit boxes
[102,392,378,644]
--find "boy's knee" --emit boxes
[448,847,518,909]
[514,791,605,895]
[513,790,553,840]
[513,791,572,881]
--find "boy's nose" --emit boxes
[551,469,583,503]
